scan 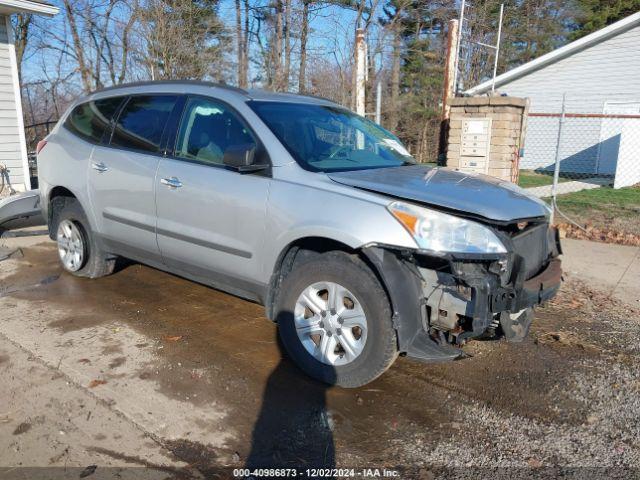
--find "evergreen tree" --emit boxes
[139,0,229,81]
[570,0,640,39]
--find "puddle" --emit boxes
[48,314,107,333]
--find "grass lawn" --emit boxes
[518,170,571,188]
[551,186,640,236]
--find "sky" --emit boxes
[20,0,390,88]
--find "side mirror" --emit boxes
[223,144,269,172]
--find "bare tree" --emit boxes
[12,13,32,84]
[62,0,92,91]
[235,0,249,87]
[382,0,406,132]
[388,20,401,131]
[298,0,310,92]
[137,0,229,81]
[51,0,138,92]
[283,0,292,87]
[273,0,285,90]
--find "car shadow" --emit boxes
[245,311,336,472]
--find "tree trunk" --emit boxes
[63,0,93,93]
[366,36,376,117]
[389,25,401,133]
[298,0,309,93]
[235,0,246,87]
[273,0,284,91]
[13,14,31,85]
[242,0,250,86]
[283,0,292,90]
[117,5,136,85]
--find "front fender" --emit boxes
[362,245,463,362]
[262,179,417,283]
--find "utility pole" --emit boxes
[441,19,459,121]
[452,0,465,94]
[355,28,367,117]
[438,19,459,162]
[491,4,504,93]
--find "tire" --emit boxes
[275,250,398,388]
[50,197,115,279]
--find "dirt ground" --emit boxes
[0,236,639,479]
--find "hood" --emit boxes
[327,165,549,223]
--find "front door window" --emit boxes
[174,97,256,166]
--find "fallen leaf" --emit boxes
[556,222,640,246]
[80,465,97,478]
[527,458,543,468]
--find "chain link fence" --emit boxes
[521,93,640,238]
[23,120,58,189]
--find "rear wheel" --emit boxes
[276,251,398,387]
[56,219,86,272]
[50,197,115,278]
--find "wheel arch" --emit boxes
[264,236,393,324]
[47,186,83,239]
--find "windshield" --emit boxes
[248,101,416,172]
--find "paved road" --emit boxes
[525,177,611,198]
[562,238,640,307]
[0,335,185,477]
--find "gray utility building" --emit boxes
[466,11,640,189]
[0,0,58,192]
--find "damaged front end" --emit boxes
[363,220,563,362]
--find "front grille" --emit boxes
[511,223,551,279]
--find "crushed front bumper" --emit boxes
[363,226,563,362]
[0,190,44,232]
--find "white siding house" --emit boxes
[0,0,58,192]
[466,12,640,188]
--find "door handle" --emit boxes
[91,161,108,172]
[160,177,182,189]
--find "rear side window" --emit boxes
[64,97,124,143]
[111,95,178,153]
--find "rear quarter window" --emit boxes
[64,97,124,143]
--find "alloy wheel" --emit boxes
[57,219,85,272]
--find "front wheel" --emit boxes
[275,251,398,388]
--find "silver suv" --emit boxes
[37,81,562,387]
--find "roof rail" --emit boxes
[91,80,249,96]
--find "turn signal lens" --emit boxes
[390,209,418,233]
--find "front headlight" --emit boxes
[388,201,507,254]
